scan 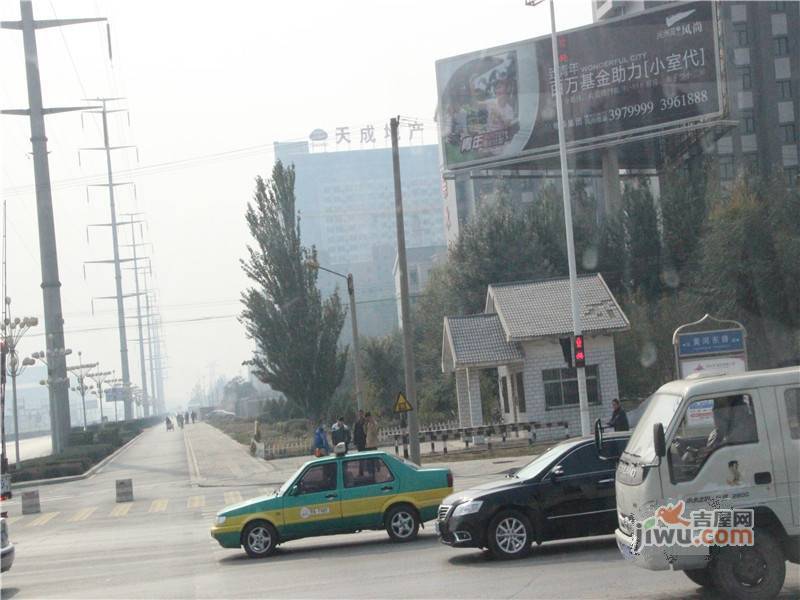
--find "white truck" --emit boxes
[603,367,800,599]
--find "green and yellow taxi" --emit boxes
[210,448,453,558]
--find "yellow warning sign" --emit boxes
[393,392,413,413]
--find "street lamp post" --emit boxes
[86,370,112,424]
[305,260,363,412]
[67,352,99,431]
[2,299,38,467]
[527,0,591,434]
[31,346,72,432]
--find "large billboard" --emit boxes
[436,1,723,171]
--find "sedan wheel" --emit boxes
[242,521,277,558]
[386,505,420,542]
[488,510,532,559]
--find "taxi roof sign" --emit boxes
[393,392,413,413]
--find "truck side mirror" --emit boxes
[654,423,666,458]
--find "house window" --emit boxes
[719,156,736,180]
[515,372,526,413]
[742,112,755,134]
[774,37,789,56]
[777,80,792,100]
[771,1,785,11]
[543,365,601,409]
[782,124,797,143]
[734,23,748,47]
[738,67,752,90]
[501,376,510,413]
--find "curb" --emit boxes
[10,428,147,490]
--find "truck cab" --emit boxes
[611,367,800,599]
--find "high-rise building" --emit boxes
[274,141,446,338]
[592,0,799,184]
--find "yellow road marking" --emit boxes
[223,491,242,505]
[110,503,132,517]
[187,495,205,509]
[27,512,59,527]
[149,498,169,513]
[68,506,97,522]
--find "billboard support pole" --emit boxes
[547,0,590,435]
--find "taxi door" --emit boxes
[281,462,343,539]
[339,457,397,530]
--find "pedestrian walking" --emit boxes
[312,421,331,457]
[607,398,630,431]
[365,412,378,451]
[165,416,173,431]
[176,413,184,429]
[191,411,197,424]
[353,409,367,452]
[184,411,190,425]
[331,416,351,448]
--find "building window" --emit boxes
[771,1,786,11]
[719,156,736,180]
[742,112,755,134]
[738,67,752,90]
[543,365,601,409]
[774,37,789,56]
[501,376,510,413]
[782,124,797,143]
[734,23,748,46]
[515,371,526,413]
[778,80,793,100]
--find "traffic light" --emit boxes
[559,337,572,368]
[574,335,586,368]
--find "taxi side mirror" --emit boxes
[289,484,300,496]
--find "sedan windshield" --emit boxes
[514,441,577,480]
[277,465,306,496]
[624,392,682,465]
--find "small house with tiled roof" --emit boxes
[442,273,630,435]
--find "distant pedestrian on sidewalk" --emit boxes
[353,409,367,452]
[331,416,351,448]
[191,411,197,424]
[365,412,378,451]
[312,421,331,457]
[165,416,173,431]
[185,411,190,425]
[607,398,630,432]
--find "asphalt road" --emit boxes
[1,424,798,599]
[4,434,52,464]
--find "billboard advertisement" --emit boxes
[436,1,723,171]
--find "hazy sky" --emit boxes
[0,0,592,410]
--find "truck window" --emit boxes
[669,394,758,483]
[785,388,800,439]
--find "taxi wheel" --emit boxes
[385,504,420,542]
[242,520,278,558]
[488,509,532,559]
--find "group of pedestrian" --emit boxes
[165,410,198,432]
[312,409,378,456]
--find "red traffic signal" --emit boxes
[574,335,586,368]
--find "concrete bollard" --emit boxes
[21,490,41,514]
[116,478,134,503]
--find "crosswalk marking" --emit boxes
[187,495,205,509]
[149,498,169,513]
[223,491,242,505]
[27,512,59,527]
[110,503,132,517]
[68,506,97,522]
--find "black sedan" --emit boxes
[436,432,630,559]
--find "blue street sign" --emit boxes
[678,329,744,357]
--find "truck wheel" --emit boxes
[684,567,714,588]
[488,510,532,560]
[711,528,785,600]
[242,520,278,558]
[385,504,420,542]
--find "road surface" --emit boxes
[1,423,797,599]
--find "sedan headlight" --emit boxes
[452,500,483,517]
[215,515,227,525]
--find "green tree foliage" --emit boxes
[360,333,405,417]
[240,161,348,422]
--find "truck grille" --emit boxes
[438,505,451,521]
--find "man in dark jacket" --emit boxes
[608,398,630,431]
[331,416,351,448]
[353,409,366,452]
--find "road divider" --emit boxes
[21,490,41,514]
[116,478,134,502]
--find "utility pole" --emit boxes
[390,117,420,465]
[142,274,160,414]
[80,98,137,420]
[120,213,150,416]
[1,1,105,453]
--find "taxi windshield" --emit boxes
[624,392,682,465]
[277,464,307,496]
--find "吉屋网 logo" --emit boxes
[631,500,754,554]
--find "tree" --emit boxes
[240,161,348,422]
[360,333,405,417]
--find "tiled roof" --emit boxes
[487,274,629,340]
[443,313,523,371]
